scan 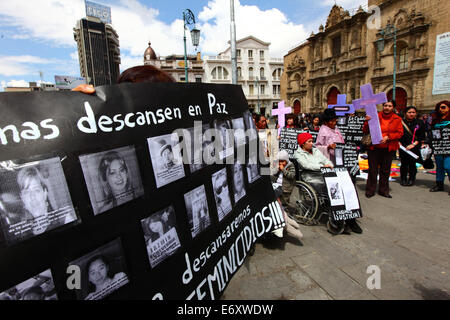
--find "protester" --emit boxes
[363,100,403,198]
[271,150,303,242]
[429,100,450,194]
[285,113,299,128]
[315,109,345,165]
[307,114,321,132]
[399,106,426,186]
[255,114,268,130]
[294,132,333,170]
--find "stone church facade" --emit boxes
[281,0,450,114]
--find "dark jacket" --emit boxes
[399,118,426,155]
[271,161,296,206]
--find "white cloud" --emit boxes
[321,0,368,9]
[0,55,56,76]
[6,79,29,87]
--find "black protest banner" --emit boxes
[335,143,360,177]
[320,167,362,221]
[279,128,318,158]
[0,83,282,300]
[431,127,450,156]
[336,116,365,144]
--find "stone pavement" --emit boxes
[222,170,450,300]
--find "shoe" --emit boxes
[400,179,407,186]
[327,220,344,235]
[406,179,413,186]
[365,193,375,198]
[343,224,352,235]
[346,219,363,234]
[378,193,392,198]
[430,181,444,192]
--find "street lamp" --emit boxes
[183,9,200,83]
[376,23,397,101]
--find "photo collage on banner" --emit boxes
[148,133,185,188]
[79,146,145,215]
[69,238,129,300]
[141,205,181,268]
[212,168,232,222]
[0,83,278,300]
[0,157,78,245]
[0,269,57,300]
[184,185,211,239]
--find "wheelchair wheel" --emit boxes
[286,181,319,225]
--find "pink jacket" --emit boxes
[315,125,345,162]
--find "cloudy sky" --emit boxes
[0,0,367,90]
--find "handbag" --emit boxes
[422,157,434,169]
[361,134,372,146]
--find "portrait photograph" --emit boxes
[0,157,78,245]
[243,111,258,141]
[186,124,210,173]
[213,118,234,160]
[432,129,441,140]
[184,185,211,239]
[79,146,144,215]
[69,238,129,300]
[0,269,57,300]
[232,163,246,203]
[141,205,181,268]
[148,133,186,188]
[212,168,232,222]
[246,163,261,184]
[232,117,246,147]
[325,177,345,207]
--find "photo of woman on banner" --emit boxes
[141,206,181,268]
[187,124,210,173]
[213,118,234,160]
[243,110,258,142]
[246,162,261,183]
[0,157,77,244]
[148,133,186,188]
[79,146,144,215]
[184,185,211,238]
[232,117,247,147]
[70,238,129,300]
[232,162,246,203]
[212,168,232,221]
[0,269,57,300]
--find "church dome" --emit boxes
[144,42,157,61]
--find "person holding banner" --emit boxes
[429,100,450,194]
[307,115,321,132]
[363,100,403,198]
[315,109,345,165]
[399,106,426,186]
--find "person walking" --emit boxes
[429,100,450,194]
[399,106,426,186]
[363,100,403,198]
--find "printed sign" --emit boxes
[431,127,450,155]
[279,127,318,158]
[433,32,450,95]
[0,83,281,300]
[85,1,112,24]
[336,116,365,144]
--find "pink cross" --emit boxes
[353,84,387,145]
[271,101,292,135]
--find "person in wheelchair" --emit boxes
[270,150,304,242]
[294,132,362,235]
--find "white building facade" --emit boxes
[203,36,283,117]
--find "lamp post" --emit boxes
[376,23,397,101]
[255,76,260,112]
[183,9,200,83]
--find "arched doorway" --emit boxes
[387,87,407,113]
[327,87,340,105]
[293,100,301,114]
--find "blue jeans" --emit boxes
[435,155,450,182]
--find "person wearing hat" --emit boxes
[294,132,333,171]
[315,108,345,165]
[271,149,303,242]
[159,140,175,170]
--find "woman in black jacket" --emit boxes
[399,106,426,186]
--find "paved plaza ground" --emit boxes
[222,169,450,300]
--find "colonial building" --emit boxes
[203,36,284,117]
[282,0,450,114]
[143,42,205,83]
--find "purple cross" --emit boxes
[328,94,355,116]
[352,84,387,145]
[272,100,292,135]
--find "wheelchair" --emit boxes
[284,158,332,226]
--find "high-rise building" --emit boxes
[73,16,121,86]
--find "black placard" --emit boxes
[320,167,362,221]
[0,83,282,300]
[335,143,360,177]
[279,128,318,158]
[336,116,365,144]
[431,127,450,156]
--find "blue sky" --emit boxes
[0,0,367,90]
